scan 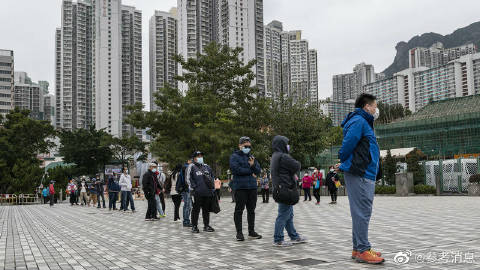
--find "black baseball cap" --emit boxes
[191,151,204,158]
[239,136,251,144]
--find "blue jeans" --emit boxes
[274,203,299,243]
[155,194,164,216]
[181,191,192,225]
[344,172,376,253]
[121,191,135,211]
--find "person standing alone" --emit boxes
[337,93,384,264]
[229,136,262,241]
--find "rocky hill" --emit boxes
[383,21,480,77]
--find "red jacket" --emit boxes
[302,176,313,188]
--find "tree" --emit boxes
[126,43,271,176]
[110,135,148,169]
[376,102,411,124]
[270,98,334,168]
[406,148,426,185]
[58,126,113,176]
[384,150,397,185]
[0,108,55,194]
[45,165,79,193]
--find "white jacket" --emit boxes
[119,173,132,191]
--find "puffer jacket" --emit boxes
[270,135,301,189]
[229,150,261,190]
[339,108,380,181]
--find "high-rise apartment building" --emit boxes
[409,42,477,69]
[289,39,309,103]
[13,72,43,120]
[364,53,480,113]
[121,5,142,137]
[264,21,318,106]
[308,49,318,107]
[264,20,282,100]
[177,0,264,93]
[149,9,178,111]
[44,94,55,126]
[217,0,265,93]
[0,49,14,117]
[55,28,62,128]
[332,62,381,102]
[56,0,94,131]
[177,0,218,93]
[56,0,141,137]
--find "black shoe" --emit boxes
[192,226,200,233]
[236,232,245,241]
[204,226,215,232]
[248,232,262,240]
[183,223,193,227]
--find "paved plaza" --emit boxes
[0,195,479,270]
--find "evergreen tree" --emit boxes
[58,126,113,176]
[384,149,397,185]
[0,108,55,194]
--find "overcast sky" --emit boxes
[2,0,480,108]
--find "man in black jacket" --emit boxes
[142,163,158,221]
[270,135,307,247]
[186,151,215,233]
[95,175,106,208]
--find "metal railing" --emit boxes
[0,194,42,205]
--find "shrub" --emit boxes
[414,184,436,194]
[469,174,480,183]
[375,185,396,194]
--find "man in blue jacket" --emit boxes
[229,136,262,241]
[336,93,384,264]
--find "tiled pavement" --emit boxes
[1,195,479,270]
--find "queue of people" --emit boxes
[54,97,385,266]
[65,170,133,210]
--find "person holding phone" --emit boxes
[229,136,262,241]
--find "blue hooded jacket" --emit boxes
[338,108,380,181]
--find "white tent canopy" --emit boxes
[380,147,416,159]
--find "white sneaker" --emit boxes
[291,236,307,244]
[273,241,293,247]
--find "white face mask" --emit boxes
[373,108,380,121]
